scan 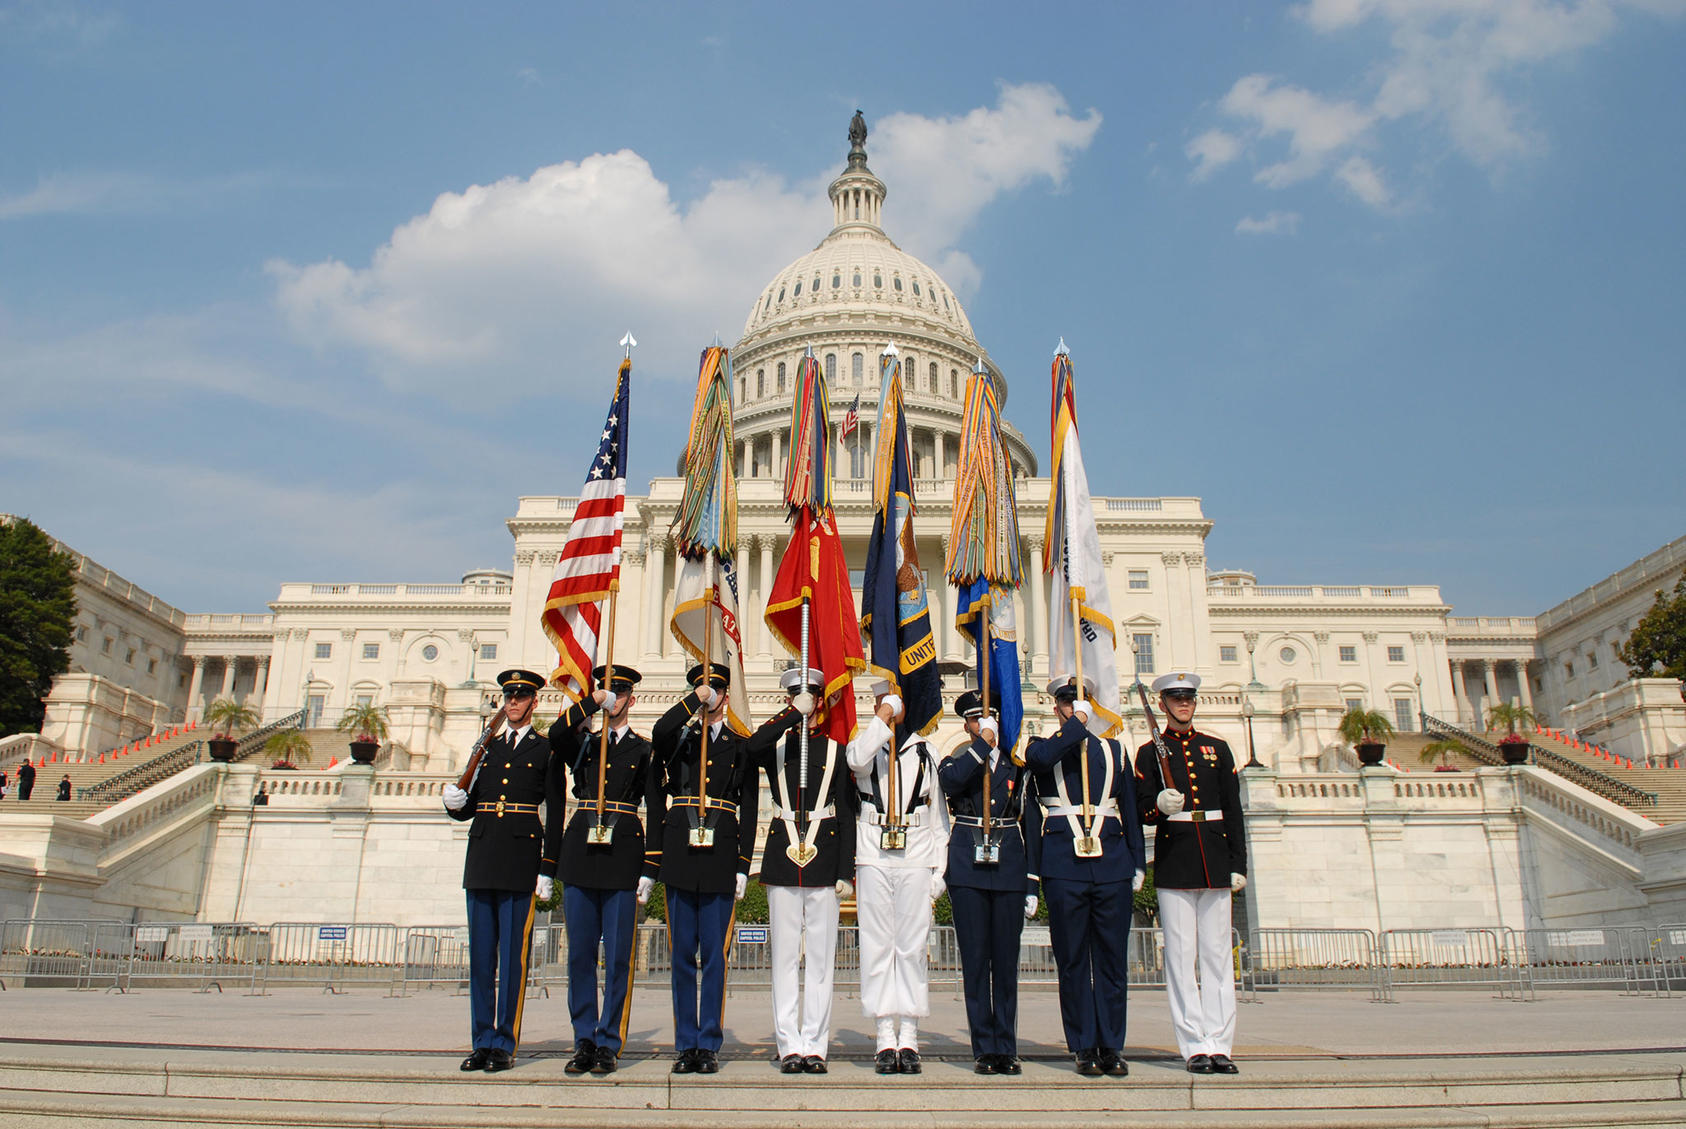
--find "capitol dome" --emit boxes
[727,114,1036,486]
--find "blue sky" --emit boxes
[3,0,1682,616]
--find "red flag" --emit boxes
[764,507,865,744]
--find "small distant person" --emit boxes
[0,771,8,801]
[252,782,270,806]
[57,775,72,801]
[17,759,35,800]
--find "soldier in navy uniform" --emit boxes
[650,662,763,1074]
[551,664,657,1076]
[441,669,564,1073]
[939,688,1034,1076]
[1025,675,1147,1077]
[751,667,858,1075]
[1134,671,1247,1076]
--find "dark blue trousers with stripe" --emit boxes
[950,885,1025,1058]
[466,889,536,1054]
[667,889,735,1053]
[1043,877,1131,1054]
[563,884,638,1054]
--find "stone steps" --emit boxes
[0,1047,1681,1128]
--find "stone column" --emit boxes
[186,656,207,722]
[1515,660,1534,713]
[1161,552,1185,672]
[937,432,949,481]
[777,429,788,480]
[255,658,271,715]
[644,535,667,659]
[758,536,775,658]
[1028,537,1048,677]
[219,657,237,700]
[735,537,751,653]
[1482,660,1499,727]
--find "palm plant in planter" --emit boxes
[1486,702,1539,765]
[202,698,259,762]
[264,729,313,770]
[1338,707,1396,767]
[1419,738,1469,772]
[336,702,389,765]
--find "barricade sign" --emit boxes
[736,926,769,944]
[318,926,348,941]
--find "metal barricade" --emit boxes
[124,922,264,993]
[394,924,472,995]
[1248,928,1387,1002]
[1517,927,1646,993]
[0,919,110,988]
[1638,923,1686,997]
[1128,926,1167,987]
[1380,927,1532,1001]
[528,921,565,995]
[255,923,401,994]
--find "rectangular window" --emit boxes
[1345,698,1364,714]
[1394,698,1414,732]
[1128,569,1149,590]
[1339,645,1357,663]
[147,658,157,675]
[306,695,325,728]
[480,644,498,661]
[362,643,379,660]
[1611,642,1622,660]
[756,369,764,398]
[1132,633,1155,675]
[1220,645,1238,663]
[1587,651,1598,669]
[1564,660,1575,677]
[125,648,135,665]
[76,626,88,641]
[852,352,864,384]
[355,694,373,709]
[1387,645,1405,663]
[315,642,332,660]
[102,638,113,654]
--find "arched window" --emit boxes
[913,281,922,297]
[832,273,841,289]
[825,353,837,383]
[853,271,862,288]
[756,369,764,398]
[777,286,785,303]
[903,354,914,384]
[852,352,864,385]
[928,362,938,391]
[776,361,786,393]
[873,272,882,288]
[812,275,820,294]
[794,279,802,297]
[894,276,903,292]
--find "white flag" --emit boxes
[669,554,753,735]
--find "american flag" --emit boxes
[540,360,630,702]
[840,393,861,440]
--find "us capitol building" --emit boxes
[10,118,1683,932]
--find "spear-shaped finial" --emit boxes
[1054,337,1070,357]
[620,331,637,358]
[804,344,815,358]
[973,356,987,375]
[712,331,723,348]
[882,340,899,357]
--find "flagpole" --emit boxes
[699,552,716,820]
[595,583,618,828]
[1061,371,1094,838]
[980,586,993,841]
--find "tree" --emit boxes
[1485,701,1539,736]
[336,701,389,742]
[203,697,259,740]
[264,729,313,767]
[1337,707,1395,747]
[1419,738,1469,769]
[0,518,77,739]
[1619,569,1686,683]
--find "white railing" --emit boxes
[1208,584,1438,600]
[300,583,510,598]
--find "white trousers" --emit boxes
[856,865,932,1024]
[767,885,840,1058]
[1158,887,1236,1058]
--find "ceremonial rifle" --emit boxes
[456,704,512,792]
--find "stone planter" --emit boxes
[348,739,381,765]
[1356,742,1387,766]
[207,738,238,762]
[1499,739,1530,765]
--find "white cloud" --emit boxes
[268,83,1101,399]
[0,169,316,219]
[1186,130,1242,181]
[1235,211,1303,235]
[1189,0,1682,208]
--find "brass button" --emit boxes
[502,778,509,784]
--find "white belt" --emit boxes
[774,805,836,821]
[1166,810,1223,823]
[861,808,928,828]
[952,815,1021,831]
[1041,801,1119,819]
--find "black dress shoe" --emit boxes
[695,1049,719,1074]
[673,1049,698,1074]
[592,1046,617,1075]
[483,1048,514,1073]
[1075,1048,1102,1076]
[874,1048,899,1075]
[996,1055,1022,1076]
[780,1054,805,1074]
[897,1047,921,1074]
[1187,1053,1214,1074]
[564,1040,595,1075]
[802,1055,827,1074]
[1100,1049,1129,1077]
[974,1055,995,1075]
[1209,1053,1239,1075]
[459,1048,491,1072]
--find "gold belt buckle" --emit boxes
[586,821,613,846]
[879,827,906,851]
[1189,810,1207,823]
[688,826,715,849]
[495,799,506,818]
[1074,835,1102,858]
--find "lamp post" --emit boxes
[1241,695,1261,769]
[1413,671,1423,732]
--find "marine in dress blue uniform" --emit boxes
[1135,671,1248,1076]
[939,689,1035,1076]
[441,669,564,1074]
[1024,675,1147,1077]
[650,662,764,1074]
[551,664,658,1076]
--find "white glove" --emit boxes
[1231,872,1248,892]
[835,879,854,900]
[535,876,554,901]
[610,693,629,716]
[695,684,717,707]
[930,871,946,901]
[734,873,748,901]
[442,785,469,812]
[978,717,999,746]
[878,693,904,721]
[1156,788,1185,816]
[1023,895,1038,919]
[1072,699,1092,725]
[793,691,815,717]
[1132,869,1145,893]
[636,876,654,904]
[592,688,610,706]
